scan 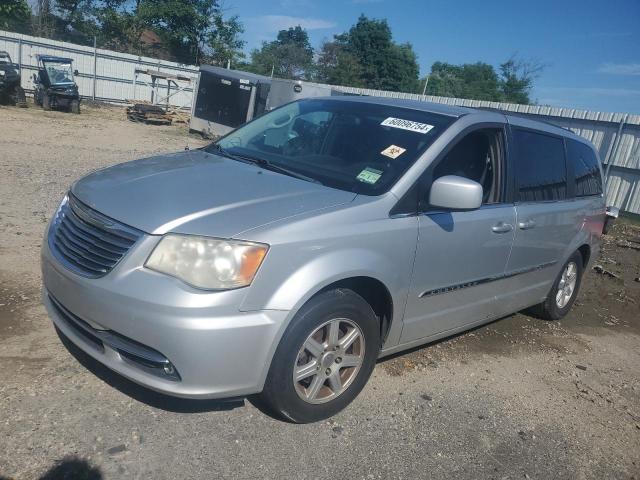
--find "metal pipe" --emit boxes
[92,36,97,101]
[17,38,22,80]
[421,75,429,97]
[604,114,629,181]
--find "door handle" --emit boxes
[491,222,513,233]
[518,219,536,230]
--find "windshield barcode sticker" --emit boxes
[381,117,434,134]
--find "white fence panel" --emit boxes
[0,30,198,107]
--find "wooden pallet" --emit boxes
[126,103,173,125]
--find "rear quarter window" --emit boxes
[566,139,603,197]
[513,129,567,202]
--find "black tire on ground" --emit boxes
[259,289,380,423]
[528,250,584,321]
[14,86,27,108]
[70,99,80,114]
[42,94,51,111]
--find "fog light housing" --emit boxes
[163,363,176,376]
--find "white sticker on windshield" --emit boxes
[381,117,434,134]
[381,145,406,159]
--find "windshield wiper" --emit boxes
[208,144,322,185]
[207,143,249,163]
[247,157,323,185]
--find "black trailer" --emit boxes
[190,66,271,137]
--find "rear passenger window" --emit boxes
[566,140,603,196]
[514,129,567,202]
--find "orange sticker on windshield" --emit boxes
[381,145,406,159]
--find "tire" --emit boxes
[70,99,80,114]
[529,251,584,320]
[42,94,51,111]
[259,289,380,423]
[14,86,27,108]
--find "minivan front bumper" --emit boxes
[41,236,289,399]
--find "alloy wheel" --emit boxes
[556,261,578,309]
[293,318,365,404]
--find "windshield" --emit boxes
[44,62,74,85]
[210,99,455,195]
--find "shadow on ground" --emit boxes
[1,456,102,480]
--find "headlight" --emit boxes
[145,234,268,290]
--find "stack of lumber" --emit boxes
[126,103,172,125]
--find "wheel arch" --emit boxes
[316,276,394,344]
[577,244,591,267]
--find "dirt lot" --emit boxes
[1,103,639,480]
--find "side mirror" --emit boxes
[74,69,79,76]
[429,175,483,211]
[32,73,37,83]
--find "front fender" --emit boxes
[255,248,407,313]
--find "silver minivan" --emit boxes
[42,97,607,423]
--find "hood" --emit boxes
[71,150,356,238]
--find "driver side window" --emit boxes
[432,128,505,205]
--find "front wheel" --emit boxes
[70,99,80,114]
[259,289,380,423]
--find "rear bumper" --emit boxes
[42,236,289,399]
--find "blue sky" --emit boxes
[223,0,640,114]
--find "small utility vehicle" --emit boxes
[0,51,27,107]
[33,55,81,113]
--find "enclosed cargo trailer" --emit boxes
[190,66,271,137]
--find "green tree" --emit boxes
[316,40,364,86]
[250,26,314,79]
[316,15,420,92]
[423,56,544,104]
[0,0,31,33]
[136,0,218,64]
[55,0,98,42]
[499,55,544,104]
[426,61,502,101]
[206,14,245,67]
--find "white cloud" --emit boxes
[249,15,336,33]
[598,62,640,76]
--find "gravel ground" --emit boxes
[1,104,639,480]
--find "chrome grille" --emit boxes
[48,194,142,278]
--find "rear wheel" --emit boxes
[259,289,380,423]
[42,94,51,111]
[529,251,584,320]
[70,99,80,114]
